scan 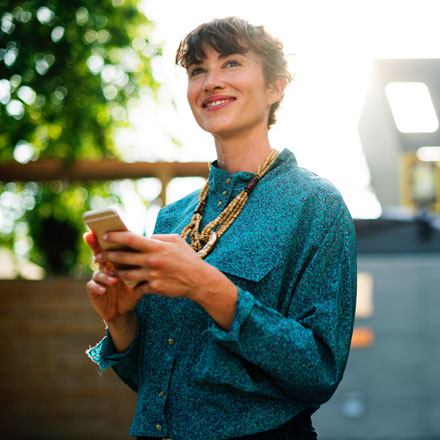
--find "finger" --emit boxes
[97,249,147,268]
[87,279,107,295]
[133,281,151,297]
[98,261,116,275]
[150,233,182,243]
[150,234,194,251]
[117,268,148,282]
[115,267,149,283]
[103,231,161,252]
[92,270,119,286]
[83,232,102,254]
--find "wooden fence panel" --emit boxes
[0,279,137,440]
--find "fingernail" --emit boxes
[98,286,105,293]
[96,253,102,261]
[103,234,109,241]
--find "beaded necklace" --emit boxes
[181,149,280,258]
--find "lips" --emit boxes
[202,95,236,109]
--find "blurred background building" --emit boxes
[1,0,439,439]
[313,57,440,439]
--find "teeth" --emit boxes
[206,99,231,107]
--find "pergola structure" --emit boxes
[0,159,210,205]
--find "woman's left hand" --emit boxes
[95,231,239,330]
[94,232,209,300]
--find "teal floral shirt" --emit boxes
[87,147,357,439]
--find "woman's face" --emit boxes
[186,44,279,139]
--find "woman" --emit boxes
[85,17,357,440]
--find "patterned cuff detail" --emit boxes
[86,321,140,371]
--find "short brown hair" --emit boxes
[175,17,292,129]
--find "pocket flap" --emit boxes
[205,224,284,283]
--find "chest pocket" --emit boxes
[204,223,286,299]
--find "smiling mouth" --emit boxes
[202,98,236,109]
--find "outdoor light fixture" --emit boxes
[417,146,440,162]
[358,59,440,212]
[385,82,439,133]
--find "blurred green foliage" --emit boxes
[0,0,162,277]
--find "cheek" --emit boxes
[187,82,200,107]
[186,87,191,105]
[239,74,267,102]
[187,85,203,124]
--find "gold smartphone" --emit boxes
[83,207,138,287]
[83,207,130,251]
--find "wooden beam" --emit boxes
[0,159,210,182]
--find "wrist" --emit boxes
[105,311,138,353]
[105,310,136,331]
[188,261,238,331]
[185,260,219,304]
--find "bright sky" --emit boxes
[116,0,440,222]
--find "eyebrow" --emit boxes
[187,52,247,68]
[187,59,202,68]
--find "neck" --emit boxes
[213,125,273,174]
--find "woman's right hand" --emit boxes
[84,232,144,324]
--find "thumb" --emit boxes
[83,231,101,254]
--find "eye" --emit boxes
[224,59,240,68]
[189,66,205,77]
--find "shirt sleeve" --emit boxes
[86,311,142,393]
[198,204,357,405]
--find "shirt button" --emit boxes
[159,391,164,398]
[226,177,231,184]
[168,338,174,345]
[222,190,227,196]
[156,424,162,431]
[218,201,223,207]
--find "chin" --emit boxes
[201,120,238,137]
[205,127,241,139]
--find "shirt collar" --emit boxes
[208,147,295,192]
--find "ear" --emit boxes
[267,77,287,105]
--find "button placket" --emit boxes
[217,178,231,209]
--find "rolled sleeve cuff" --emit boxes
[86,320,140,371]
[206,287,255,343]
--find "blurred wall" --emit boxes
[0,279,136,440]
[314,231,440,438]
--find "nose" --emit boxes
[203,68,225,92]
